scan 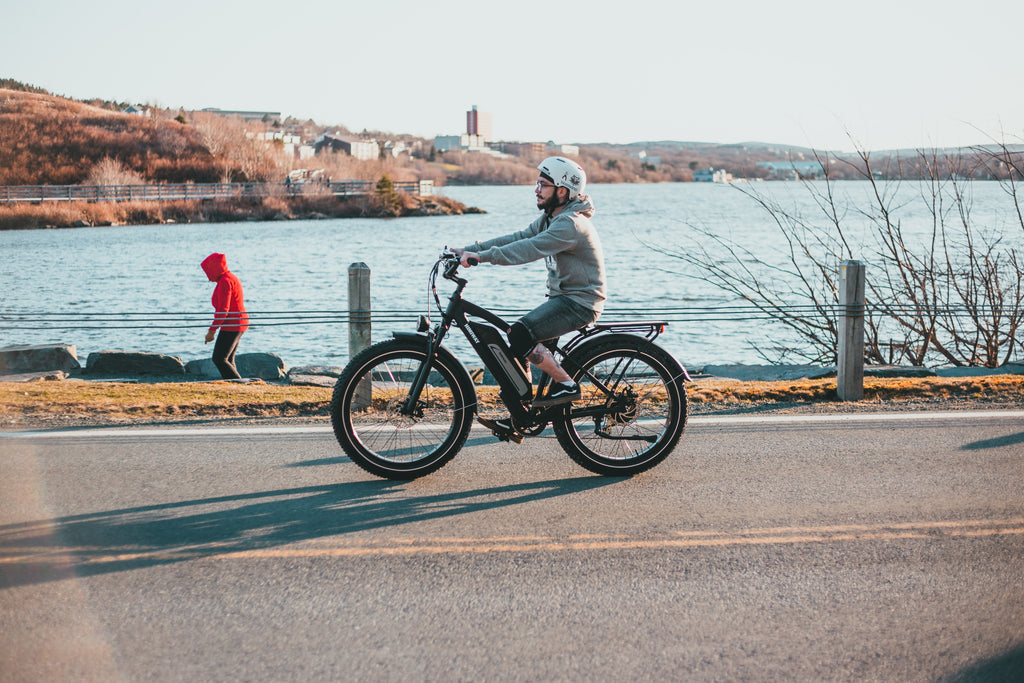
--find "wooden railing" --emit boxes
[0,179,434,204]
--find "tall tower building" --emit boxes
[466,105,493,142]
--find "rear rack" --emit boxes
[561,320,668,356]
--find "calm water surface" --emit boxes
[2,181,1020,369]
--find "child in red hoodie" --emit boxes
[201,253,249,379]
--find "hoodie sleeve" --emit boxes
[209,278,232,331]
[463,216,542,258]
[477,214,578,266]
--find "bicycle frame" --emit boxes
[400,256,673,428]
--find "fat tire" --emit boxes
[553,337,687,476]
[330,339,475,480]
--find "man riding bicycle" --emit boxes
[452,157,606,440]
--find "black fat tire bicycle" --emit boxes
[331,252,689,480]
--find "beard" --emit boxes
[536,189,563,213]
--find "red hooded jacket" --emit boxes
[201,253,249,333]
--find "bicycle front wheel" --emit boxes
[330,339,475,480]
[553,338,687,476]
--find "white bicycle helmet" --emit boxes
[537,157,586,200]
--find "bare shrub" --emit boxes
[651,141,1024,368]
[84,157,145,185]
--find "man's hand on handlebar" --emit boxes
[444,246,478,268]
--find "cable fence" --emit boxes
[0,304,1013,331]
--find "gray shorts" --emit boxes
[519,296,599,343]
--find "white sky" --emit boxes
[3,0,1020,152]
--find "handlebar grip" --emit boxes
[467,257,479,267]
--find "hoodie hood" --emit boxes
[560,194,594,219]
[201,253,227,281]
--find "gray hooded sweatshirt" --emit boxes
[468,195,606,314]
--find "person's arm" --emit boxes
[206,279,229,342]
[479,216,577,266]
[463,216,547,266]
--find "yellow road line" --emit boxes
[3,518,1023,565]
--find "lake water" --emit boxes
[2,181,1021,371]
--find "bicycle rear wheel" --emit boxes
[330,339,475,479]
[553,337,687,476]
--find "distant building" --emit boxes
[466,105,492,142]
[433,134,487,153]
[314,133,380,160]
[200,107,281,122]
[122,105,150,117]
[633,150,660,167]
[756,161,825,180]
[255,131,316,160]
[495,142,546,157]
[552,144,579,157]
[694,167,732,183]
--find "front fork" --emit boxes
[401,325,445,417]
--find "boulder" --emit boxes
[699,364,835,382]
[287,365,345,387]
[185,353,287,380]
[864,365,937,378]
[184,358,218,377]
[0,344,81,374]
[934,363,1024,377]
[86,350,185,376]
[289,365,345,378]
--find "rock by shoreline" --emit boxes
[4,343,1024,386]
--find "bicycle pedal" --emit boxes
[477,416,525,445]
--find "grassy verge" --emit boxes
[0,194,475,230]
[2,374,1022,429]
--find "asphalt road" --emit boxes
[2,411,1023,682]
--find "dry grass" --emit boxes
[0,381,332,427]
[687,375,1024,404]
[1,374,1021,429]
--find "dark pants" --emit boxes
[212,329,244,379]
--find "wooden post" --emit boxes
[837,260,866,401]
[349,263,372,410]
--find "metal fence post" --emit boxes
[349,263,372,410]
[837,260,866,401]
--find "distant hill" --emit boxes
[1,80,1018,188]
[0,88,261,185]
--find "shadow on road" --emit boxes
[942,642,1024,682]
[960,431,1024,451]
[0,475,621,588]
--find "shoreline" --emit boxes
[0,193,481,230]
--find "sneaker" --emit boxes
[533,381,581,407]
[476,416,524,444]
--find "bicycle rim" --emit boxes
[554,341,686,474]
[332,342,473,478]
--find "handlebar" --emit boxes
[440,250,478,280]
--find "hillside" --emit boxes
[0,89,246,185]
[2,83,1019,193]
[0,85,813,188]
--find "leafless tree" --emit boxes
[650,141,1024,367]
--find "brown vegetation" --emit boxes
[0,89,238,184]
[0,193,474,229]
[1,374,1020,429]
